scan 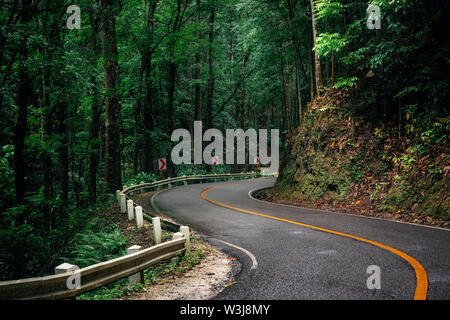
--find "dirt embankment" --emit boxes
[272,90,449,229]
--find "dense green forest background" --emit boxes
[0,0,449,280]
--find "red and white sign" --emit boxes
[212,156,219,166]
[254,156,260,165]
[158,158,166,171]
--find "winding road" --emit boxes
[150,177,450,300]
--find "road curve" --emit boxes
[151,178,450,300]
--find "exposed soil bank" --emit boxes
[273,90,449,229]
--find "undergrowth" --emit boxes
[77,248,204,300]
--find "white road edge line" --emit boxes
[211,238,258,271]
[248,184,450,232]
[150,182,258,272]
[151,189,168,216]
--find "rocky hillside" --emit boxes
[268,90,449,228]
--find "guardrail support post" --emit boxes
[152,217,162,245]
[120,193,127,214]
[180,226,190,251]
[183,177,187,186]
[127,200,134,221]
[172,232,183,240]
[135,206,144,229]
[127,245,144,287]
[55,262,78,274]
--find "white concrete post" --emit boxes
[183,176,187,186]
[120,193,127,213]
[55,262,78,274]
[180,226,190,250]
[120,193,127,214]
[135,206,144,229]
[127,245,144,286]
[127,200,134,221]
[172,232,183,240]
[152,217,162,245]
[116,190,121,204]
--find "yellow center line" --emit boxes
[201,184,428,300]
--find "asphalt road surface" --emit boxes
[151,177,450,300]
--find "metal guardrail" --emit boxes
[0,238,186,300]
[0,172,259,300]
[120,172,259,231]
[121,172,259,197]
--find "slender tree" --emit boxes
[100,0,122,192]
[310,0,323,96]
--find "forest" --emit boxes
[0,0,449,281]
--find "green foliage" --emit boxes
[174,165,209,177]
[57,216,127,268]
[77,248,205,300]
[0,145,14,208]
[332,77,358,91]
[125,172,158,186]
[314,0,343,20]
[314,33,348,57]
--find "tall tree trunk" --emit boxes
[134,64,144,175]
[286,0,305,125]
[100,0,122,193]
[141,0,158,173]
[284,42,292,132]
[294,54,303,127]
[56,98,69,206]
[88,6,101,204]
[310,0,323,95]
[167,0,183,136]
[194,0,202,122]
[331,52,335,81]
[13,0,35,205]
[14,45,30,204]
[42,67,53,229]
[205,2,215,129]
[167,56,177,134]
[229,26,235,120]
[309,49,314,99]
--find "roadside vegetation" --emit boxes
[267,89,449,227]
[77,245,204,300]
